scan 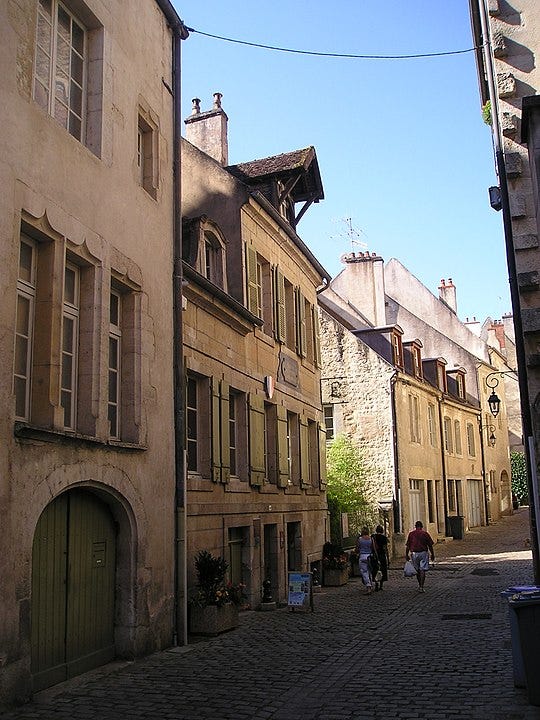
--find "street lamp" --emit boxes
[485,369,517,418]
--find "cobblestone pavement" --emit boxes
[4,508,540,720]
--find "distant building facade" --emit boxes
[319,252,513,555]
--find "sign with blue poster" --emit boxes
[287,572,313,611]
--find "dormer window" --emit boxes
[392,331,403,369]
[412,346,422,378]
[182,217,227,291]
[456,373,465,399]
[437,361,447,393]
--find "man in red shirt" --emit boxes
[405,520,435,593]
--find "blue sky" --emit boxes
[174,0,511,324]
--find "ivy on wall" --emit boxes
[510,451,529,505]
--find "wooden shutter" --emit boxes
[211,377,221,483]
[246,245,259,315]
[249,393,265,486]
[295,289,307,358]
[276,405,290,488]
[318,422,327,489]
[273,267,286,343]
[299,416,309,488]
[312,305,321,368]
[220,380,230,483]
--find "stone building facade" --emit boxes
[0,0,188,705]
[319,252,513,554]
[181,96,329,609]
[469,0,540,568]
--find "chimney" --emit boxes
[184,92,229,165]
[332,251,386,326]
[438,278,457,313]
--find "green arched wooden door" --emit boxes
[31,489,116,691]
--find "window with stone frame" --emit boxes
[228,388,247,482]
[408,394,421,444]
[61,260,80,430]
[186,374,211,477]
[466,422,476,457]
[246,246,272,333]
[287,411,300,486]
[33,0,104,156]
[307,419,319,487]
[264,402,278,484]
[437,361,448,393]
[323,404,334,441]
[14,235,37,420]
[454,420,462,455]
[443,416,453,453]
[412,345,423,378]
[391,331,404,369]
[427,403,436,447]
[137,109,159,199]
[456,372,465,400]
[448,479,456,511]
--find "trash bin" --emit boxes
[447,515,464,540]
[508,591,540,705]
[501,586,540,688]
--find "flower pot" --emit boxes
[189,603,239,636]
[323,567,349,586]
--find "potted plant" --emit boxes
[322,542,349,586]
[188,550,246,635]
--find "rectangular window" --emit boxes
[456,373,465,399]
[229,389,248,481]
[284,279,296,351]
[448,479,456,512]
[14,236,37,420]
[229,391,237,476]
[137,113,157,199]
[467,423,476,457]
[454,420,462,455]
[61,262,80,429]
[392,332,403,368]
[33,0,86,141]
[443,416,453,453]
[287,411,300,486]
[187,374,211,476]
[437,363,447,393]
[413,346,422,378]
[264,403,277,484]
[427,403,436,447]
[427,479,434,523]
[308,419,318,487]
[108,290,121,439]
[323,405,334,441]
[408,394,421,443]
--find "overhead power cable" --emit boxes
[185,26,480,60]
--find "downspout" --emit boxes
[390,372,401,535]
[477,0,540,580]
[477,415,491,526]
[437,397,451,536]
[155,2,189,645]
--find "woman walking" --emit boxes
[356,527,375,594]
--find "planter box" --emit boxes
[189,603,239,635]
[323,567,349,586]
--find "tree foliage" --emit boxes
[510,451,529,504]
[326,435,376,542]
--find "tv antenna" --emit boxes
[331,217,368,252]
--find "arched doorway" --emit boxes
[31,489,117,691]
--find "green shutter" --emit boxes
[295,289,307,358]
[211,377,221,483]
[277,405,290,488]
[220,380,230,483]
[313,305,321,368]
[273,267,286,343]
[246,245,259,315]
[299,416,309,488]
[249,393,265,487]
[318,422,327,489]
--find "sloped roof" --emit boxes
[227,146,324,202]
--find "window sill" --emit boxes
[14,422,147,451]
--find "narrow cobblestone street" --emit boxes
[4,508,540,720]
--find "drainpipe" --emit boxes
[477,0,540,581]
[154,1,189,645]
[389,372,402,535]
[437,397,451,536]
[477,415,491,526]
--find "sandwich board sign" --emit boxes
[287,571,314,612]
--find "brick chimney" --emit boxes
[184,93,228,165]
[438,278,457,314]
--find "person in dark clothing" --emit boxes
[405,520,435,592]
[371,525,390,591]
